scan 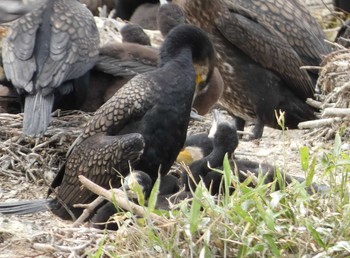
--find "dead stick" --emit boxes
[298,117,342,129]
[78,175,166,224]
[322,108,350,117]
[72,196,106,227]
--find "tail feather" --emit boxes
[0,199,51,215]
[23,93,54,137]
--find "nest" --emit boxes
[299,44,350,140]
[0,110,91,182]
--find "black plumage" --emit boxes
[157,0,186,37]
[129,2,160,30]
[174,0,331,139]
[2,0,99,136]
[333,0,350,13]
[116,0,158,20]
[180,110,328,195]
[0,24,215,221]
[114,20,152,46]
[335,18,350,48]
[181,110,239,192]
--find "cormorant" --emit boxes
[2,0,99,136]
[129,2,160,30]
[173,0,331,139]
[157,0,186,37]
[181,109,239,192]
[179,110,328,195]
[116,0,159,20]
[335,18,350,48]
[333,0,350,13]
[91,170,186,229]
[0,24,216,221]
[114,20,152,46]
[87,5,223,115]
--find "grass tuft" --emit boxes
[88,133,349,257]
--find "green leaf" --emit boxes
[306,222,326,248]
[189,183,203,235]
[222,153,232,203]
[264,234,281,257]
[148,174,160,212]
[300,146,310,172]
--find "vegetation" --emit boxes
[87,133,350,258]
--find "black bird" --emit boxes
[0,0,41,23]
[157,0,186,37]
[0,133,145,220]
[181,109,239,192]
[116,0,159,20]
[333,0,350,13]
[179,111,328,195]
[0,24,215,221]
[91,170,186,229]
[114,19,152,46]
[129,1,160,30]
[335,18,350,48]
[86,6,222,115]
[2,0,99,136]
[174,0,331,139]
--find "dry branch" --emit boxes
[77,175,167,225]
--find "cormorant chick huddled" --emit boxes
[2,0,99,136]
[0,24,216,221]
[173,0,331,139]
[178,110,328,195]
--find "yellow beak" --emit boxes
[176,149,194,165]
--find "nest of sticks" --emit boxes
[0,110,91,182]
[299,43,350,141]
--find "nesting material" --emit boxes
[0,110,91,181]
[299,44,350,140]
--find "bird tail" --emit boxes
[0,199,51,215]
[23,93,54,137]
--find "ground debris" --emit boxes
[299,45,350,141]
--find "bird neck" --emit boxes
[158,46,193,68]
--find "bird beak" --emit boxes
[176,148,193,165]
[195,73,207,87]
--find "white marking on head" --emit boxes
[208,117,217,139]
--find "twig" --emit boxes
[322,108,350,117]
[72,196,106,227]
[78,175,167,225]
[298,117,342,129]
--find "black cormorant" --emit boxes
[179,111,328,195]
[181,109,239,193]
[173,0,331,139]
[0,24,216,221]
[129,2,160,30]
[116,0,159,20]
[333,0,350,13]
[335,18,350,48]
[2,0,99,136]
[157,0,186,37]
[114,20,152,46]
